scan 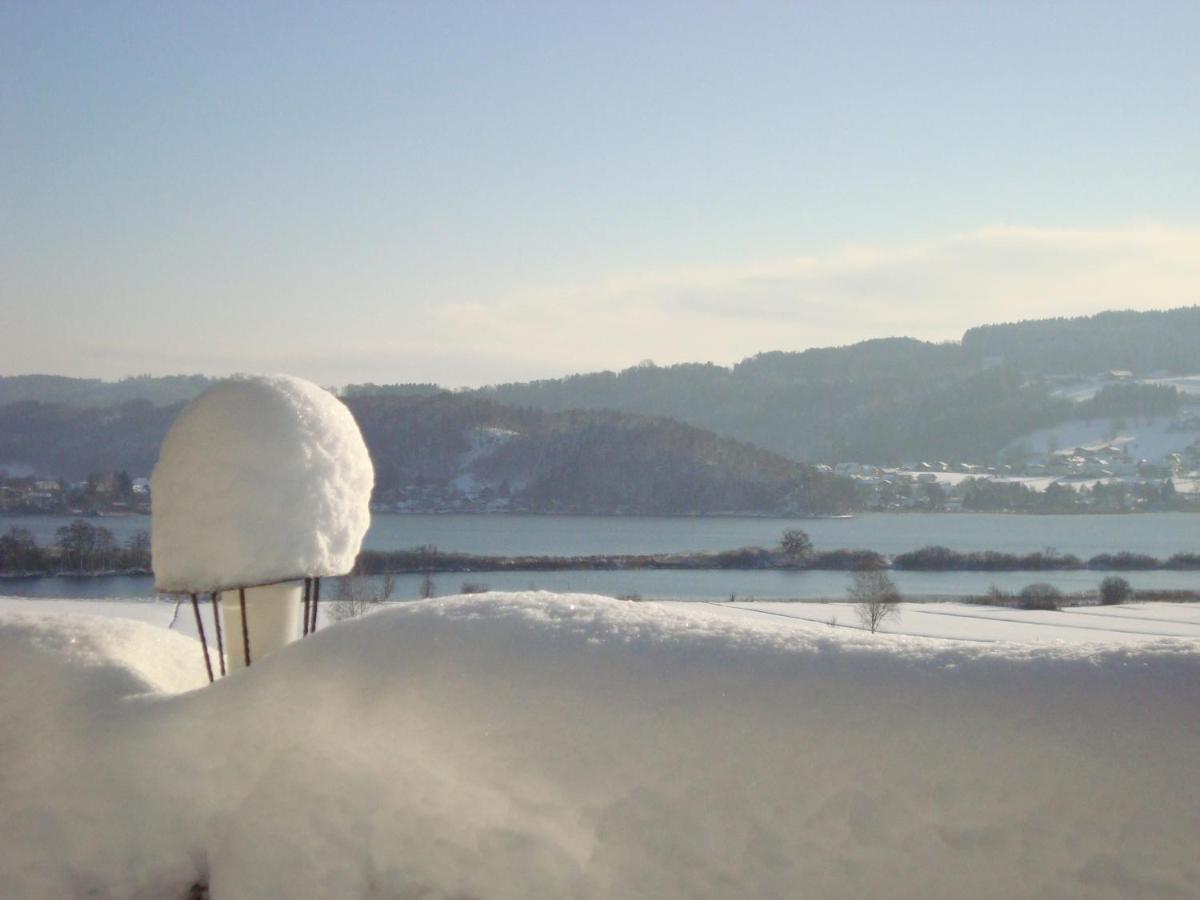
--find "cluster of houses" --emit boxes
[374,482,524,514]
[6,415,1200,518]
[0,472,151,516]
[813,436,1200,511]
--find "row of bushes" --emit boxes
[978,575,1137,611]
[894,546,1200,572]
[2,525,1193,579]
[353,544,1199,575]
[0,524,152,576]
[354,545,892,574]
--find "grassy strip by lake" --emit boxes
[6,542,1199,579]
[355,545,1200,574]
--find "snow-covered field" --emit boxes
[722,600,1200,645]
[2,593,1199,898]
[7,594,1200,646]
[1050,373,1200,402]
[1014,414,1198,466]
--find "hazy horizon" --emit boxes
[2,301,1198,393]
[4,3,1198,386]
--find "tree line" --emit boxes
[4,523,1197,577]
[0,522,151,574]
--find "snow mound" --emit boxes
[150,375,374,592]
[3,593,1199,898]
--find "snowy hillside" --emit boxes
[1050,372,1200,402]
[1010,413,1199,465]
[3,593,1199,898]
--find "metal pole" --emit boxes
[301,577,311,636]
[190,593,214,683]
[211,591,226,677]
[239,587,252,667]
[310,577,321,633]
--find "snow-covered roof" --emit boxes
[150,375,374,592]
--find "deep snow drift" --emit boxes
[2,593,1198,898]
[150,375,374,592]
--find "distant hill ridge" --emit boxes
[0,374,213,409]
[962,307,1200,373]
[475,307,1200,462]
[1,306,1197,470]
[0,393,853,515]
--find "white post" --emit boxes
[220,582,303,672]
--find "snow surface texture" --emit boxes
[3,594,1199,898]
[1051,373,1200,402]
[1010,414,1198,466]
[8,595,1200,647]
[150,375,374,592]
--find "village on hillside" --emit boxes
[835,374,1200,512]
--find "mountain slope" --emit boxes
[347,394,855,514]
[962,307,1200,374]
[0,394,857,515]
[476,308,1200,462]
[3,306,1197,469]
[0,375,211,409]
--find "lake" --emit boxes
[2,512,1195,602]
[6,511,1199,557]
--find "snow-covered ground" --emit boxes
[1014,414,1198,466]
[1145,374,1200,398]
[1050,372,1200,402]
[892,467,1200,494]
[721,600,1200,645]
[449,425,520,495]
[8,594,1200,646]
[3,592,1199,898]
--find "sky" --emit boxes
[2,1,1198,387]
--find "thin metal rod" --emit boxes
[157,572,321,597]
[211,591,226,677]
[239,587,251,667]
[191,593,214,683]
[310,577,321,633]
[301,577,311,636]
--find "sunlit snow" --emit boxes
[2,593,1198,898]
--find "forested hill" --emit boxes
[0,394,857,515]
[962,307,1200,373]
[3,306,1197,468]
[476,307,1200,462]
[347,395,855,515]
[0,375,212,409]
[0,400,179,478]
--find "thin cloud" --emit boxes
[371,223,1200,381]
[15,224,1200,386]
[491,224,1200,368]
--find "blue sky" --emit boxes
[3,2,1198,385]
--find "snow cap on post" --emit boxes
[151,375,374,593]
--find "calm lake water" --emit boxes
[2,512,1196,602]
[7,511,1199,557]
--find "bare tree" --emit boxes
[330,571,397,622]
[380,571,396,601]
[848,567,901,633]
[778,529,813,563]
[418,545,438,599]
